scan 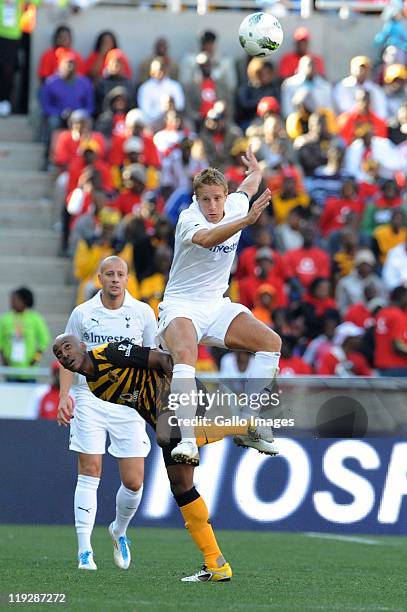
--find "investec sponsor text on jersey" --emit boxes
[208,241,238,254]
[83,332,139,344]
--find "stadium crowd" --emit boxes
[38,19,407,378]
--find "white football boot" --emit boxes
[234,425,279,456]
[170,440,200,465]
[78,550,97,570]
[108,523,131,570]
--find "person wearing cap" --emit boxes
[200,101,242,170]
[375,285,407,376]
[294,111,334,177]
[372,208,407,263]
[333,56,387,119]
[138,37,179,84]
[235,226,284,281]
[53,110,106,171]
[236,58,280,129]
[278,27,325,80]
[108,107,160,170]
[137,57,185,124]
[257,96,281,120]
[281,55,333,119]
[338,89,388,146]
[383,64,407,119]
[238,246,288,309]
[95,54,133,117]
[40,50,94,166]
[184,52,232,131]
[66,138,113,204]
[317,321,372,376]
[335,248,385,314]
[85,31,132,81]
[38,25,85,82]
[180,29,236,91]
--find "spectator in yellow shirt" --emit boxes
[372,208,407,264]
[271,171,309,224]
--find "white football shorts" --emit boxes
[156,297,252,350]
[69,385,151,458]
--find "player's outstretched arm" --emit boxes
[192,188,271,249]
[237,145,263,199]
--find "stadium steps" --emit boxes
[0,115,76,367]
[0,228,59,257]
[0,199,53,229]
[0,142,44,171]
[0,170,52,199]
[0,114,36,143]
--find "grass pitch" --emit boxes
[0,525,405,611]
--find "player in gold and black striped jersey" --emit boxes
[53,332,279,583]
[53,334,173,432]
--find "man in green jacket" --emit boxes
[0,287,50,381]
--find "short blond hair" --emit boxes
[193,167,228,196]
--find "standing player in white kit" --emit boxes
[157,147,282,465]
[57,256,157,570]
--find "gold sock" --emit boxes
[179,495,225,568]
[195,422,249,447]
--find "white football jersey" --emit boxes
[163,191,249,301]
[65,290,157,386]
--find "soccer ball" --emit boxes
[239,12,283,57]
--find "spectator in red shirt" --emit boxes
[238,247,288,309]
[29,362,65,420]
[111,164,147,218]
[343,280,385,328]
[317,322,372,376]
[375,285,407,376]
[85,31,132,81]
[184,52,232,132]
[279,335,313,376]
[320,180,364,237]
[53,109,106,171]
[284,224,331,291]
[304,277,338,318]
[338,89,388,146]
[278,27,325,79]
[108,108,160,168]
[303,311,341,372]
[236,227,283,280]
[37,25,85,81]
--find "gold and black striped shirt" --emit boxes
[86,341,170,428]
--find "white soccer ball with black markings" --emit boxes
[239,12,283,57]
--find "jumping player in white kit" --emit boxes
[157,146,282,465]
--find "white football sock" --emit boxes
[74,474,100,554]
[171,363,197,443]
[245,351,281,414]
[112,484,143,538]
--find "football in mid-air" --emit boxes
[239,12,283,57]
